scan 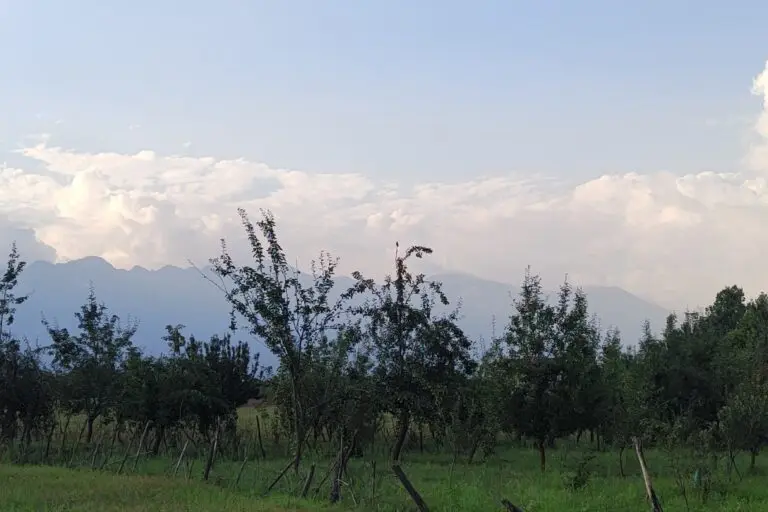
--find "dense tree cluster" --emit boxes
[2,209,768,477]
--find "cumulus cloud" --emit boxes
[2,61,768,310]
[749,59,768,171]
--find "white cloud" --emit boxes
[749,60,768,172]
[2,61,768,310]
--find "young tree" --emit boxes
[554,283,602,446]
[208,208,345,472]
[718,379,768,471]
[441,357,503,464]
[118,350,184,454]
[347,242,474,462]
[0,242,28,343]
[271,322,377,455]
[717,292,768,469]
[498,270,600,471]
[499,269,557,471]
[44,287,137,442]
[0,339,54,446]
[596,328,639,474]
[159,326,227,439]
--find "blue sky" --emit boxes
[2,1,767,183]
[1,1,768,308]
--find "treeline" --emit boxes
[1,208,768,477]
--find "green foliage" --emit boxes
[718,380,768,468]
[9,213,768,509]
[491,270,603,471]
[563,452,596,491]
[209,208,348,471]
[347,242,475,461]
[0,242,28,343]
[0,338,54,444]
[0,243,53,446]
[44,287,138,441]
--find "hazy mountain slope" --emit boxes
[431,273,669,348]
[10,258,669,368]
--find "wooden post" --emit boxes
[255,415,266,459]
[313,457,340,495]
[234,446,249,487]
[392,464,429,512]
[173,440,189,477]
[90,430,105,469]
[633,437,663,512]
[330,432,344,503]
[117,428,138,475]
[42,420,56,464]
[370,460,377,505]
[501,498,525,512]
[301,463,316,498]
[101,422,121,470]
[186,458,195,481]
[68,420,87,467]
[264,458,294,495]
[131,421,152,472]
[58,414,72,463]
[202,427,219,482]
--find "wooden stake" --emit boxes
[131,421,152,472]
[301,463,316,498]
[202,427,219,482]
[633,437,663,512]
[392,464,429,512]
[173,440,189,477]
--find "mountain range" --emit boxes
[8,257,670,367]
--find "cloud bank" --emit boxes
[2,61,768,310]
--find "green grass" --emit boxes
[7,408,768,510]
[0,464,328,511]
[6,447,768,511]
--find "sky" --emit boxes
[1,1,768,310]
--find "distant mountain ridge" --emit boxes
[10,258,670,368]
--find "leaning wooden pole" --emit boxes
[301,463,316,498]
[172,440,189,477]
[202,427,219,482]
[633,436,663,512]
[392,464,429,512]
[131,421,152,473]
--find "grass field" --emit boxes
[0,464,326,511]
[3,450,768,511]
[3,408,768,510]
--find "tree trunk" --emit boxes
[751,448,758,471]
[391,410,410,462]
[85,415,95,444]
[312,422,319,450]
[150,425,165,456]
[468,436,481,464]
[290,373,304,474]
[619,445,626,477]
[428,422,439,449]
[538,440,546,472]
